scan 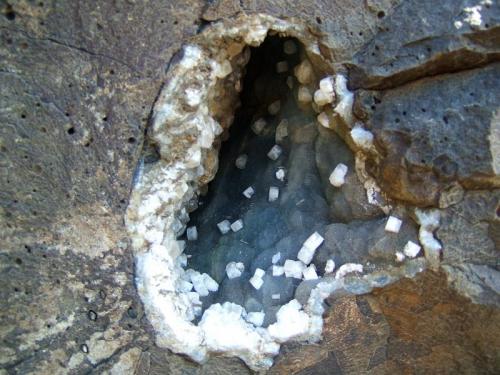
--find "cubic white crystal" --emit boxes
[302,265,318,280]
[249,275,264,290]
[329,163,348,187]
[333,74,354,126]
[251,118,266,135]
[272,294,281,300]
[297,232,324,264]
[286,76,294,89]
[203,273,219,292]
[186,226,198,241]
[268,186,280,202]
[267,145,282,160]
[276,61,288,73]
[191,272,209,296]
[395,251,406,262]
[403,240,422,258]
[313,89,334,106]
[231,219,244,232]
[243,186,255,199]
[335,263,363,279]
[298,86,312,103]
[284,259,306,279]
[283,40,297,55]
[254,268,266,278]
[350,124,374,150]
[272,252,281,264]
[385,216,403,233]
[317,112,330,128]
[324,259,336,274]
[319,76,335,94]
[226,262,245,279]
[268,100,281,115]
[294,60,314,84]
[177,253,188,267]
[275,119,288,144]
[217,220,231,234]
[303,232,324,253]
[177,279,193,293]
[235,154,248,169]
[215,59,232,78]
[272,265,285,276]
[246,311,265,327]
[275,168,286,181]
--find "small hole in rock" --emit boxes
[67,127,75,135]
[377,11,385,18]
[15,258,22,265]
[5,5,16,21]
[128,137,136,144]
[315,17,322,24]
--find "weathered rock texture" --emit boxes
[1,0,499,373]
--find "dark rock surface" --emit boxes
[349,0,500,89]
[1,0,499,374]
[355,63,500,206]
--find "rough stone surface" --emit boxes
[2,0,500,373]
[355,64,500,206]
[349,0,500,89]
[270,271,500,375]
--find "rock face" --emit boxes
[349,0,500,90]
[1,0,499,374]
[355,63,500,206]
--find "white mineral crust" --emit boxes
[268,300,314,342]
[246,311,265,327]
[272,252,281,264]
[335,263,364,279]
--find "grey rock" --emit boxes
[349,0,500,89]
[443,264,500,307]
[315,126,383,222]
[355,64,500,206]
[314,216,419,269]
[437,190,500,266]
